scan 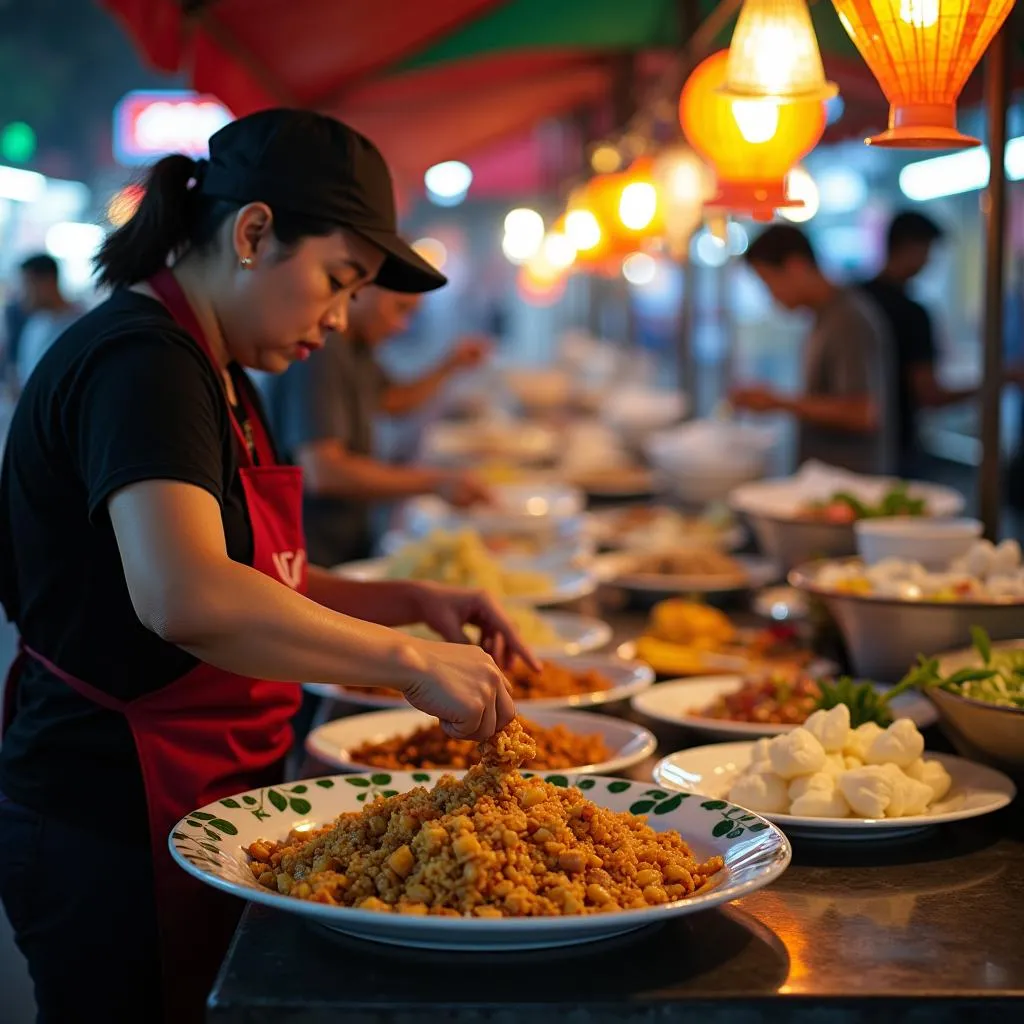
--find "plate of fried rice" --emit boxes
[169,721,791,950]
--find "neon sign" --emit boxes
[113,90,233,166]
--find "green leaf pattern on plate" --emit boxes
[173,773,775,877]
[701,799,770,839]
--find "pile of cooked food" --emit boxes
[625,549,744,579]
[797,484,927,524]
[385,529,552,598]
[248,719,723,916]
[348,716,611,771]
[694,671,823,726]
[633,600,815,677]
[345,659,616,704]
[402,603,561,651]
[726,707,953,819]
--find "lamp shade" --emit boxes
[832,0,1015,148]
[680,50,827,220]
[722,0,838,102]
[652,145,713,258]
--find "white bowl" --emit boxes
[855,517,983,570]
[730,476,965,573]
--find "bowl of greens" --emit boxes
[908,628,1024,771]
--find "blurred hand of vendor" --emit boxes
[729,385,787,414]
[402,580,539,675]
[447,335,492,372]
[437,470,493,509]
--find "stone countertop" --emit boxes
[208,601,1024,1023]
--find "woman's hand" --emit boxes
[408,581,540,672]
[395,639,516,740]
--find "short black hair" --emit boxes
[887,211,944,253]
[20,254,59,280]
[744,224,817,268]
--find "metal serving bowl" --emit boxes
[789,560,1024,683]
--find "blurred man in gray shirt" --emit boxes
[261,285,491,566]
[730,225,897,476]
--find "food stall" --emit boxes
[97,2,1024,1019]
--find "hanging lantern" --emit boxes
[616,157,664,238]
[832,0,1015,148]
[722,0,838,103]
[679,50,827,220]
[566,177,634,274]
[653,145,713,259]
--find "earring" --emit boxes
[240,256,254,269]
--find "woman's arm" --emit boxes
[108,480,515,738]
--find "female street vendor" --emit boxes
[0,109,531,1024]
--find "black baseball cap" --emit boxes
[200,109,446,294]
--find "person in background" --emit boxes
[859,212,978,477]
[730,224,897,476]
[15,254,83,388]
[262,283,492,568]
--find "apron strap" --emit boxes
[21,643,129,713]
[147,269,258,469]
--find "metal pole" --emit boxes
[978,23,1011,540]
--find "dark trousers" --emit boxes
[0,796,163,1024]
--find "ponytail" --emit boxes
[94,151,342,290]
[94,154,204,289]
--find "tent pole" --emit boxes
[978,23,1011,540]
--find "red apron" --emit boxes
[3,268,305,1023]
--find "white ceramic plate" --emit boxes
[588,508,746,553]
[332,558,597,607]
[594,553,780,595]
[305,707,657,775]
[380,529,595,568]
[169,770,791,951]
[631,676,939,740]
[653,741,1016,840]
[422,422,559,465]
[304,655,656,711]
[567,468,661,499]
[390,611,611,660]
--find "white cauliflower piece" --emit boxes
[751,737,772,764]
[864,719,924,769]
[768,728,826,780]
[990,539,1022,576]
[905,758,952,803]
[803,704,851,753]
[838,766,894,818]
[790,787,851,818]
[844,722,883,761]
[788,772,835,801]
[964,540,995,579]
[879,764,933,817]
[844,755,864,770]
[821,752,847,778]
[728,771,789,814]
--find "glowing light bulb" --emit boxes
[779,167,820,223]
[732,99,780,144]
[501,207,545,264]
[899,0,939,29]
[565,209,602,251]
[622,252,657,286]
[618,181,658,231]
[541,231,576,270]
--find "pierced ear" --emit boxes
[233,203,274,265]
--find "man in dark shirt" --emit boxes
[262,285,491,566]
[860,212,975,476]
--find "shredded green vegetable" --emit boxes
[898,627,1024,709]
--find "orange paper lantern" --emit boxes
[832,0,1015,148]
[567,176,637,273]
[679,50,827,220]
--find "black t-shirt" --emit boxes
[0,289,274,842]
[859,277,936,456]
